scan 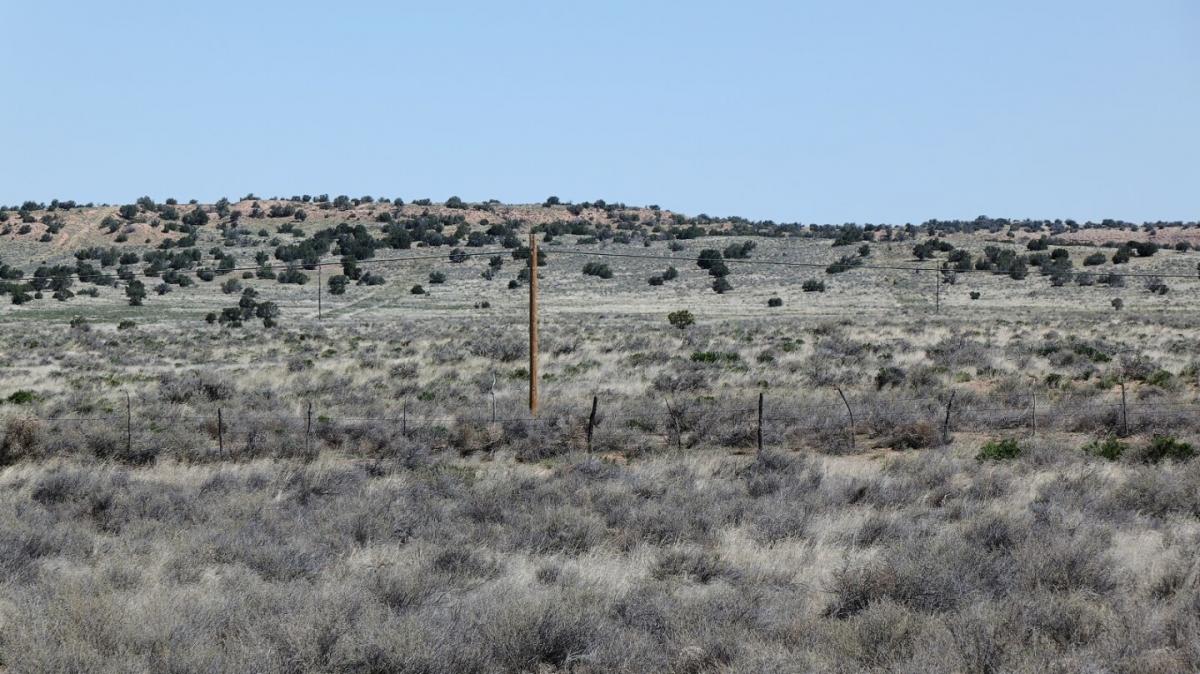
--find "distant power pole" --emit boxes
[528,233,539,415]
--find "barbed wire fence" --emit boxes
[4,388,1196,463]
[3,241,1200,461]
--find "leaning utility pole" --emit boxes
[528,232,539,415]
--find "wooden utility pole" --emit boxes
[528,233,539,415]
[317,263,322,320]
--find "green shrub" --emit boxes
[667,310,694,330]
[5,390,36,405]
[276,264,308,285]
[977,438,1021,461]
[874,366,905,389]
[357,271,385,286]
[124,280,146,306]
[428,271,447,284]
[1008,258,1028,280]
[1083,437,1126,461]
[411,284,426,295]
[181,207,209,227]
[969,291,981,300]
[1145,277,1169,295]
[1143,435,1195,463]
[802,279,825,292]
[691,351,740,364]
[1072,343,1110,363]
[582,262,613,279]
[696,249,723,270]
[723,241,755,259]
[706,260,730,278]
[825,255,861,274]
[712,277,732,293]
[767,297,783,307]
[1145,369,1173,387]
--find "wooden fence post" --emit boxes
[402,399,408,437]
[665,401,682,451]
[835,386,855,451]
[218,407,224,455]
[305,401,313,453]
[942,391,956,445]
[125,391,132,457]
[490,374,497,424]
[1120,382,1129,437]
[586,395,599,453]
[757,392,764,456]
[1030,392,1036,438]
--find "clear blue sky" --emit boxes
[2,1,1197,223]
